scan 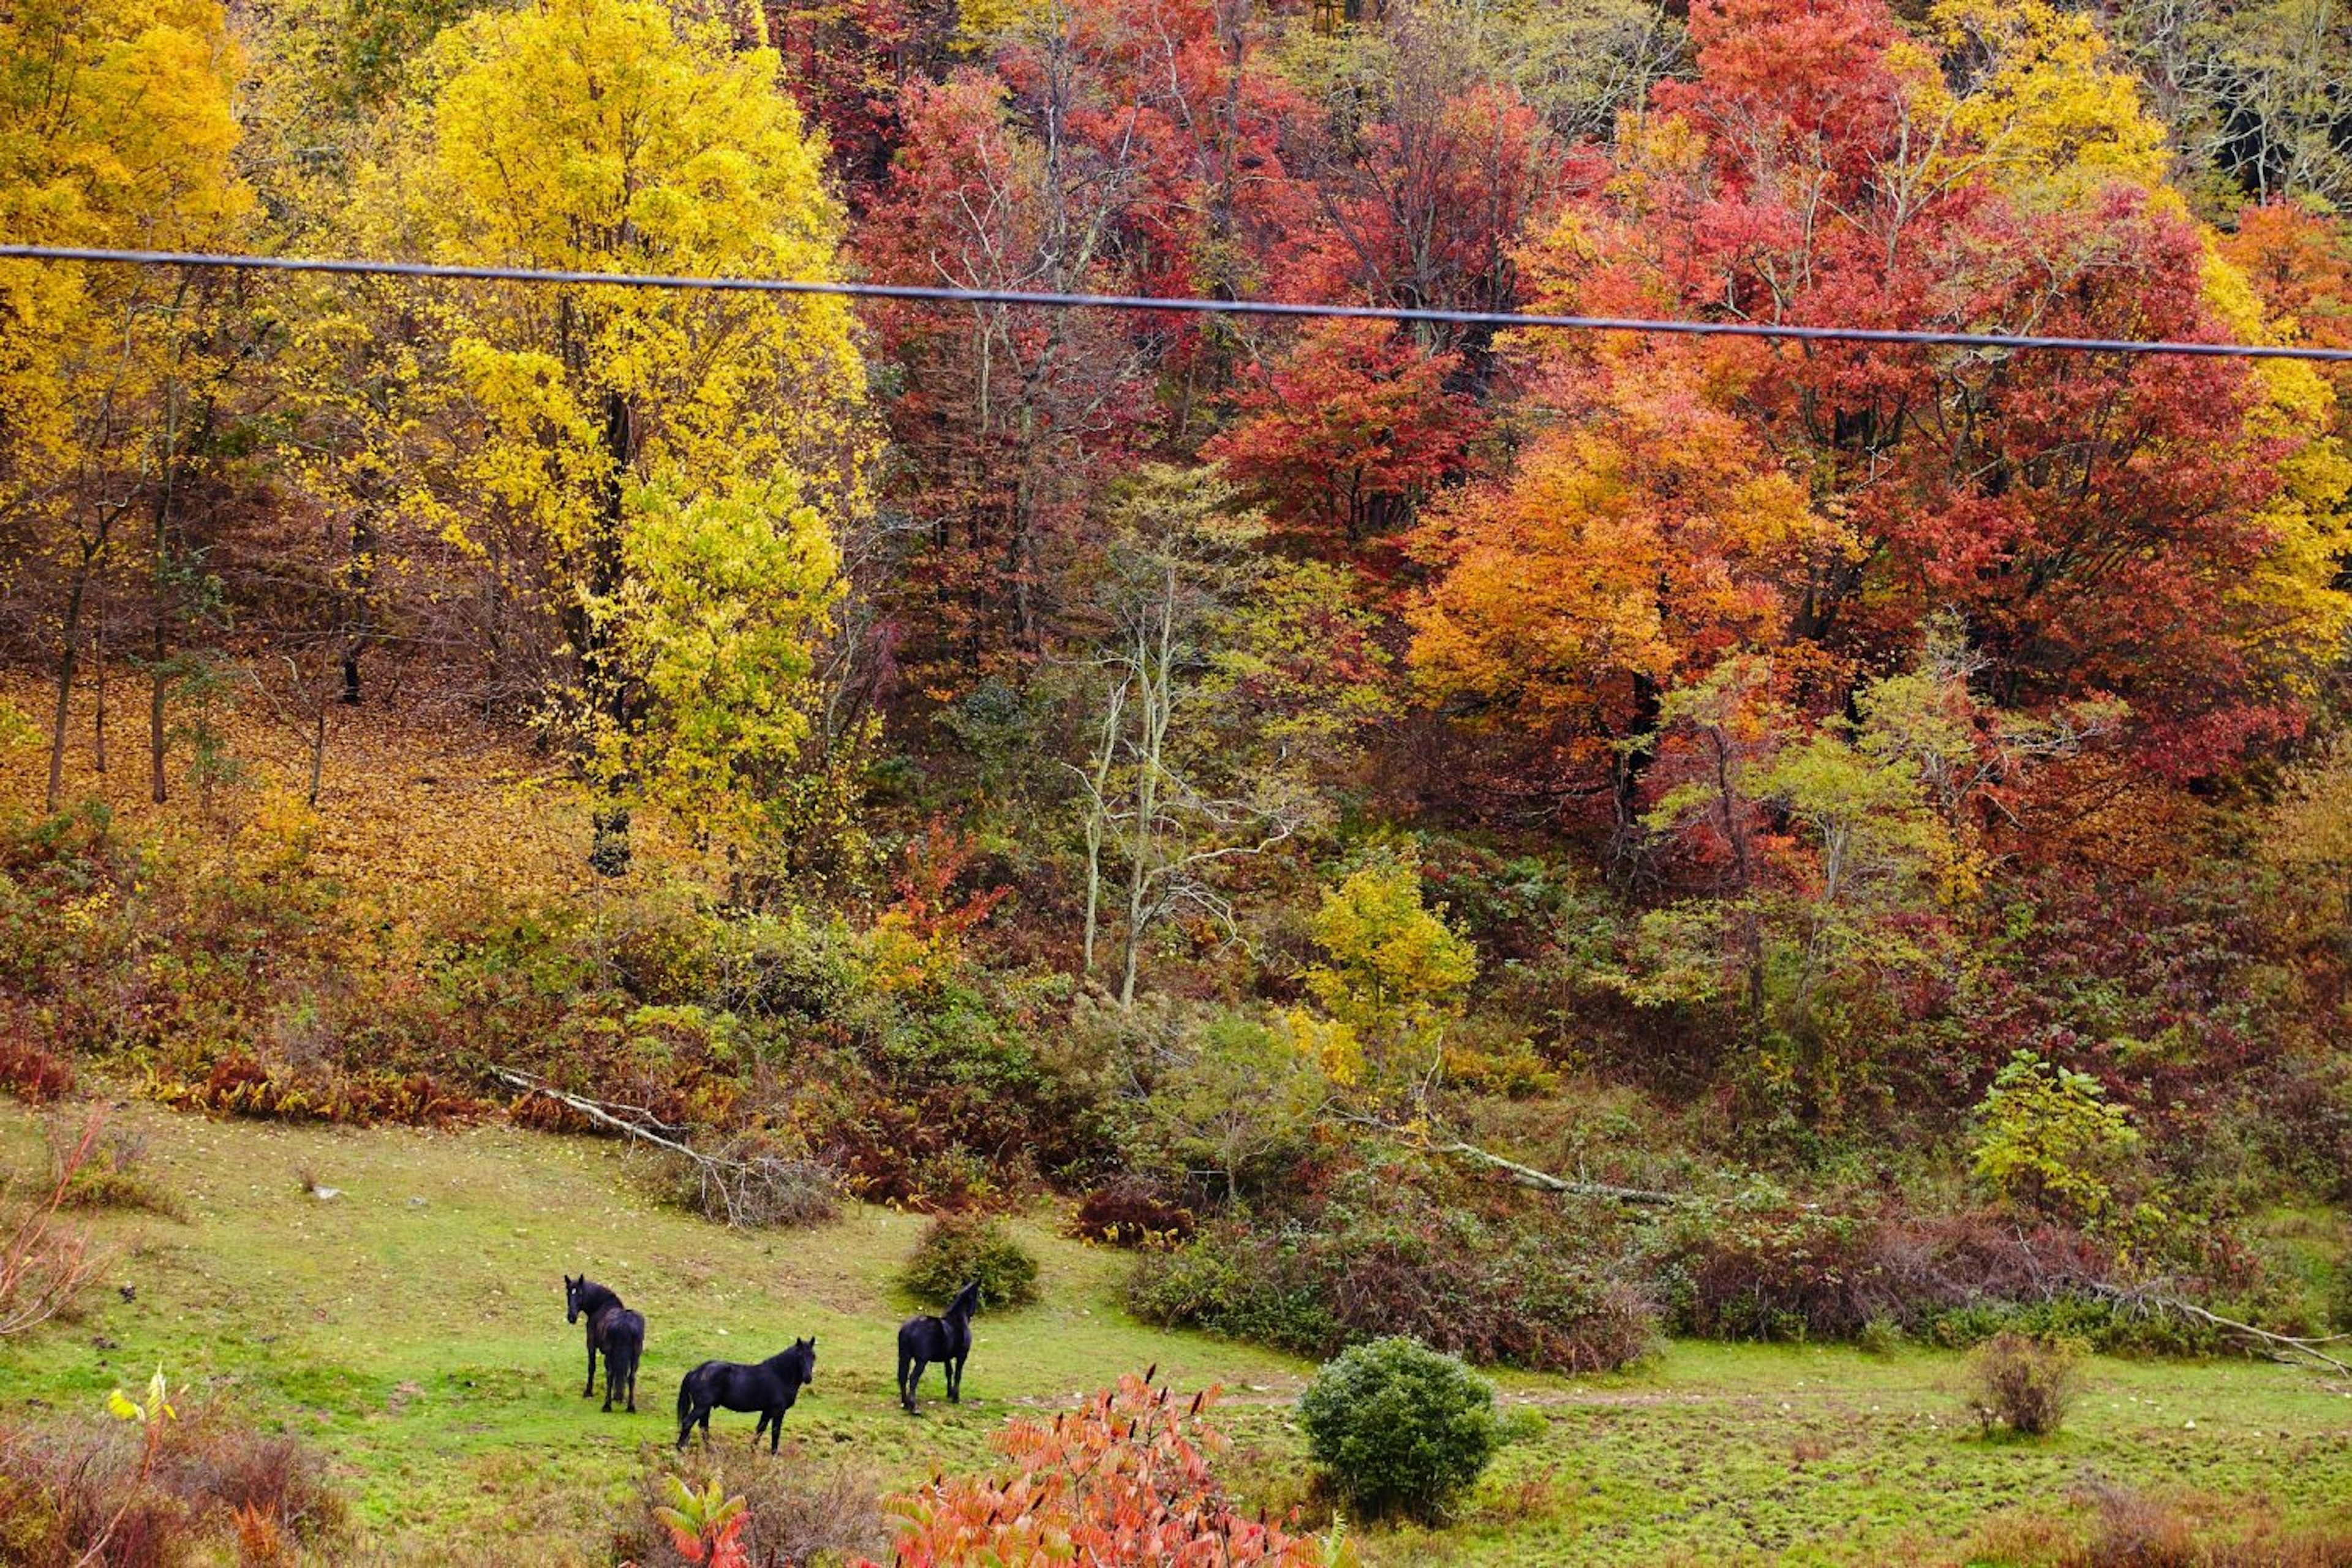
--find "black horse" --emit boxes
[563,1274,644,1414]
[897,1280,979,1414]
[676,1338,816,1452]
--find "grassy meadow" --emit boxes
[3,1099,2346,1565]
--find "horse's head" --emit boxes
[564,1274,582,1324]
[796,1335,817,1385]
[951,1280,982,1317]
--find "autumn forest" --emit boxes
[2,0,2351,1562]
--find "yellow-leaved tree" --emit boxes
[1295,856,1479,1094]
[0,0,251,811]
[356,0,869,874]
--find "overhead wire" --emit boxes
[5,243,2352,363]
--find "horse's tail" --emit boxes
[675,1363,695,1422]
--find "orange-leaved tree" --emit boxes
[858,1372,1349,1567]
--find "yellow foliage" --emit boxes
[0,0,251,518]
[0,666,682,941]
[348,0,875,856]
[957,0,1050,50]
[1933,0,2174,211]
[1278,1008,1365,1089]
[2201,247,2352,690]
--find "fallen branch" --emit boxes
[493,1068,701,1160]
[1334,1112,1687,1207]
[2096,1283,2351,1377]
[492,1067,835,1229]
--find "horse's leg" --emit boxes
[677,1400,696,1450]
[699,1408,713,1448]
[905,1359,927,1414]
[769,1404,783,1453]
[625,1352,637,1414]
[584,1335,598,1398]
[948,1352,963,1404]
[601,1349,615,1413]
[897,1347,913,1413]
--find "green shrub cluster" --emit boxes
[900,1213,1041,1311]
[1298,1336,1499,1521]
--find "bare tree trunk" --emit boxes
[91,607,106,775]
[1117,570,1177,1008]
[44,541,99,814]
[146,641,167,804]
[1078,679,1126,978]
[146,413,184,809]
[340,506,376,706]
[307,696,328,807]
[583,388,635,877]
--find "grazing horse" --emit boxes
[897,1280,980,1414]
[676,1338,816,1452]
[563,1274,644,1414]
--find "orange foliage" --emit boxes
[1409,351,1842,758]
[857,1373,1337,1568]
[0,667,710,929]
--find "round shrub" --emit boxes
[1964,1330,2087,1437]
[1298,1336,1498,1521]
[900,1213,1041,1310]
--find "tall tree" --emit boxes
[361,0,869,873]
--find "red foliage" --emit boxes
[150,1055,491,1128]
[854,1373,1327,1568]
[1073,1180,1197,1248]
[1442,0,2315,796]
[762,0,962,194]
[1662,1203,2122,1341]
[0,1020,75,1106]
[885,821,1010,949]
[1207,318,1483,548]
[1283,72,1574,346]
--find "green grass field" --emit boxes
[4,1102,2348,1565]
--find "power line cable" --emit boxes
[5,243,2351,363]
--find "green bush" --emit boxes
[1299,1336,1498,1521]
[1857,1316,1904,1356]
[2333,1254,2352,1336]
[1963,1330,2087,1437]
[899,1213,1041,1311]
[1125,1155,1656,1373]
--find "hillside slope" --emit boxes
[2,1102,2348,1565]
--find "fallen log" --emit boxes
[1334,1111,1687,1207]
[2095,1283,2351,1377]
[492,1066,834,1229]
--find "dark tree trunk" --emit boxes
[581,388,636,878]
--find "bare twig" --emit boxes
[1,1107,115,1338]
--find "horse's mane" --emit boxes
[575,1279,623,1316]
[948,1280,981,1315]
[766,1340,815,1376]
